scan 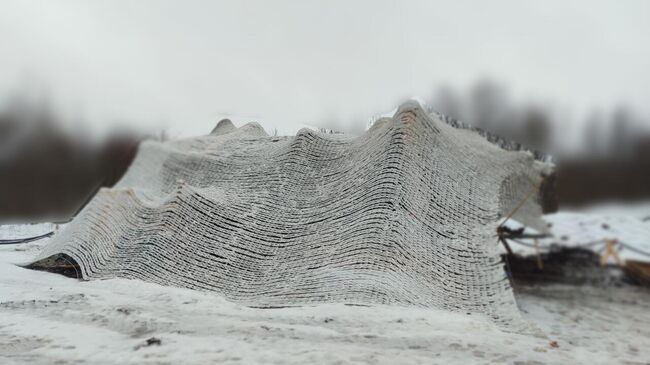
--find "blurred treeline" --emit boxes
[430,80,650,207]
[2,81,650,223]
[0,95,144,223]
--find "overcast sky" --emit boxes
[1,0,649,137]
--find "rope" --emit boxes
[506,238,602,249]
[0,231,54,245]
[618,242,650,258]
[506,237,650,258]
[497,183,540,230]
[506,238,539,248]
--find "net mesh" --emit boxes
[34,101,553,329]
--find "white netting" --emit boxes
[34,101,553,329]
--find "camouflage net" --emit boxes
[35,101,553,330]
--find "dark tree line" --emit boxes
[2,81,650,223]
[0,96,144,223]
[430,80,650,206]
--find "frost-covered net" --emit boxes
[34,101,554,329]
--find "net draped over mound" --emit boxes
[35,101,553,328]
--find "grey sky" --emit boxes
[1,0,649,137]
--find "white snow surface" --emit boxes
[0,224,57,241]
[503,201,650,263]
[2,223,650,364]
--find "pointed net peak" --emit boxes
[211,119,236,135]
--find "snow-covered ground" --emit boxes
[2,220,650,364]
[505,201,650,263]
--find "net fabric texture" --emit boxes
[35,101,553,329]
